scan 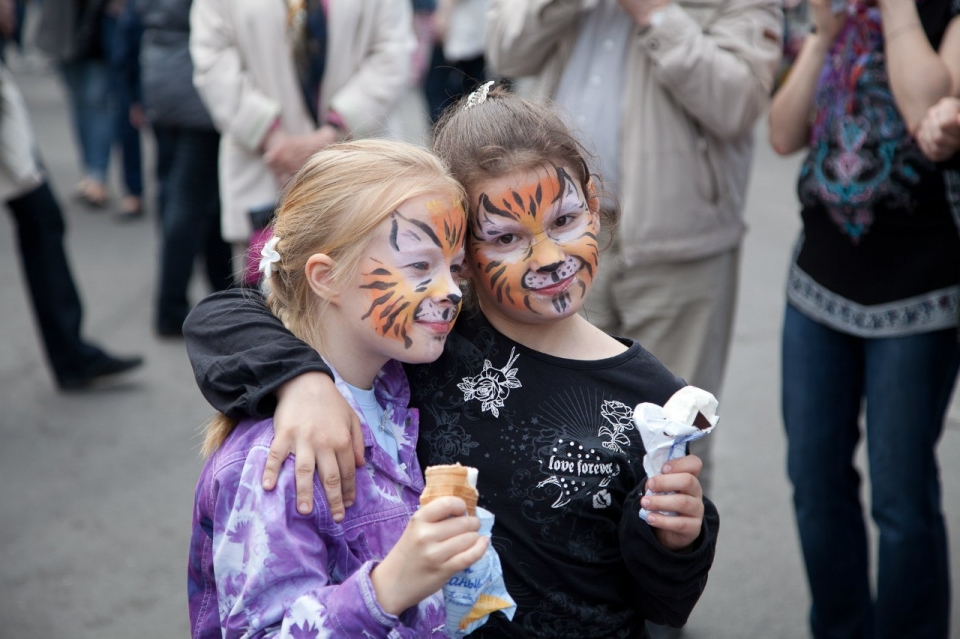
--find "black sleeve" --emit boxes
[619,486,720,628]
[182,289,331,418]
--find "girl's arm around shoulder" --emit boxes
[183,288,332,418]
[184,289,363,522]
[208,442,430,638]
[617,469,719,627]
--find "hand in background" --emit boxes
[265,372,365,521]
[129,103,147,130]
[809,0,848,48]
[618,0,673,28]
[263,125,339,186]
[642,454,706,552]
[371,497,488,616]
[916,96,960,162]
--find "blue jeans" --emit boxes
[60,58,114,184]
[154,127,232,330]
[108,6,143,197]
[782,303,958,639]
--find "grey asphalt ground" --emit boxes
[1,63,958,639]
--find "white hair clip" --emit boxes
[258,235,281,280]
[463,80,495,111]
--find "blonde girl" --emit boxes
[187,139,487,639]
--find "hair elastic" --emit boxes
[259,235,282,279]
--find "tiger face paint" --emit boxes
[350,193,466,365]
[469,165,600,327]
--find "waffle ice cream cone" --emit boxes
[459,593,514,630]
[420,464,479,515]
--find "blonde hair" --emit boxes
[202,139,465,457]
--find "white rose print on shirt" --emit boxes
[598,400,636,453]
[458,348,521,418]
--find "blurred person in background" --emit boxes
[137,0,232,337]
[34,0,143,213]
[189,0,416,285]
[768,0,959,636]
[0,1,142,390]
[108,0,144,219]
[422,0,489,124]
[485,0,782,499]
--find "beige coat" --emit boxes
[190,0,415,242]
[487,0,782,265]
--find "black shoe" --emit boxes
[58,353,144,390]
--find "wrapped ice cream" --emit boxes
[633,386,719,521]
[420,464,516,637]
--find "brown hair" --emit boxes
[431,84,617,309]
[432,84,617,229]
[201,139,466,457]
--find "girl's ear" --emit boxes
[305,253,339,304]
[586,179,601,220]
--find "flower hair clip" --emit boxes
[259,235,282,280]
[463,80,495,111]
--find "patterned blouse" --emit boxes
[788,0,960,337]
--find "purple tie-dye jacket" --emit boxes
[187,360,446,638]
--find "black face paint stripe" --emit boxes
[381,301,411,334]
[479,193,521,221]
[489,265,507,288]
[484,259,503,273]
[393,209,442,249]
[362,293,394,320]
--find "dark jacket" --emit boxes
[137,0,214,129]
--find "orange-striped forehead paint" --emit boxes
[360,198,466,347]
[470,166,600,315]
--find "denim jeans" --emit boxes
[107,7,143,198]
[154,127,232,330]
[782,303,959,639]
[8,182,105,382]
[60,58,114,183]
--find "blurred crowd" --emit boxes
[2,0,959,638]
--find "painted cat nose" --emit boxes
[536,260,564,273]
[448,293,463,306]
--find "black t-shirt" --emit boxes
[406,312,714,638]
[790,0,960,336]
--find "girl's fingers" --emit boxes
[425,532,489,570]
[642,492,703,518]
[661,454,702,477]
[262,437,292,491]
[647,471,702,497]
[416,496,476,523]
[314,449,343,519]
